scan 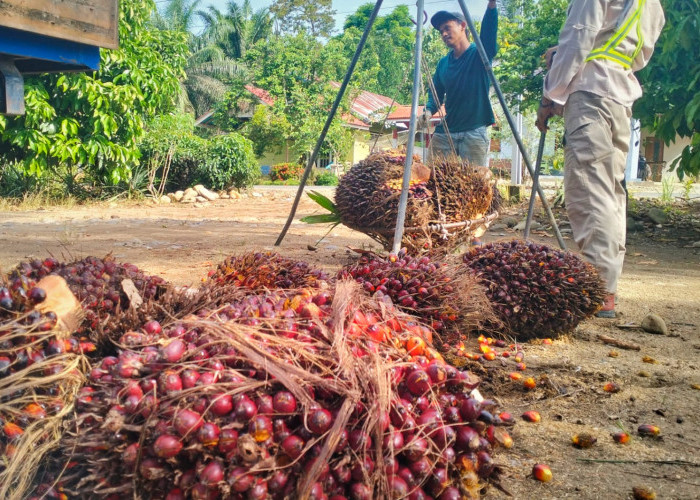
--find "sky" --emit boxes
[195,0,490,34]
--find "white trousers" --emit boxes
[564,91,631,294]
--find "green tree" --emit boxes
[635,0,699,179]
[494,0,567,112]
[0,0,187,189]
[270,0,336,38]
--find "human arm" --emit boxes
[543,0,607,104]
[425,62,444,116]
[480,0,499,60]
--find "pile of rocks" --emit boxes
[157,185,244,205]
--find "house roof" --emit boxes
[244,84,274,106]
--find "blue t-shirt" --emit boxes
[426,8,498,133]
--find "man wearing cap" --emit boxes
[535,0,664,318]
[417,1,498,166]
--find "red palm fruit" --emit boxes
[308,408,333,434]
[122,443,140,466]
[426,363,447,384]
[348,429,372,452]
[153,434,183,458]
[406,370,431,396]
[181,369,200,389]
[248,479,268,500]
[249,415,273,442]
[143,320,162,335]
[233,395,257,421]
[24,403,47,419]
[174,409,203,437]
[281,435,305,459]
[139,458,166,480]
[28,287,47,303]
[604,382,621,393]
[351,455,375,481]
[572,433,597,449]
[268,470,290,493]
[197,422,220,447]
[159,371,183,394]
[349,483,372,500]
[218,428,239,454]
[256,394,274,414]
[521,411,541,423]
[228,467,254,492]
[210,394,233,417]
[459,398,481,422]
[532,463,553,482]
[455,425,480,452]
[165,488,186,500]
[199,460,224,487]
[160,339,186,363]
[523,377,537,389]
[403,436,428,462]
[390,476,409,499]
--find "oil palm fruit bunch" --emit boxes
[206,252,331,291]
[0,275,86,500]
[334,149,433,237]
[12,256,166,339]
[53,282,508,499]
[427,155,494,222]
[462,240,606,339]
[339,249,493,339]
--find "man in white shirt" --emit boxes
[536,0,665,318]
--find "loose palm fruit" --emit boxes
[612,431,630,444]
[603,382,621,393]
[521,411,540,423]
[523,377,537,390]
[632,486,656,500]
[571,433,597,449]
[637,424,660,437]
[532,464,552,482]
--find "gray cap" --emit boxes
[431,11,466,29]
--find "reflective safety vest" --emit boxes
[585,0,647,69]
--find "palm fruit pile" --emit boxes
[338,249,495,342]
[462,240,607,340]
[334,150,433,248]
[12,256,167,349]
[0,275,86,500]
[205,251,331,291]
[46,281,511,499]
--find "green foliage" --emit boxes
[244,106,292,157]
[313,171,339,186]
[301,190,341,224]
[203,133,259,189]
[635,0,700,179]
[139,114,208,190]
[0,0,188,191]
[270,0,335,38]
[495,0,567,112]
[269,163,304,181]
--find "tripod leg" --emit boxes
[275,0,385,246]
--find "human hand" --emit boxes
[544,46,558,70]
[416,108,432,130]
[535,99,554,132]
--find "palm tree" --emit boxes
[198,0,273,60]
[153,0,252,116]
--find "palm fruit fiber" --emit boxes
[462,240,607,340]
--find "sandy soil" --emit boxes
[1,186,699,500]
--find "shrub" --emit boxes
[269,162,304,181]
[138,114,208,191]
[314,171,339,186]
[203,133,259,190]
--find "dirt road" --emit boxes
[1,187,699,499]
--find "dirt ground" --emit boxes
[1,186,699,500]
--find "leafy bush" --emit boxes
[314,171,339,186]
[139,114,207,191]
[269,162,304,181]
[0,0,187,190]
[203,133,259,189]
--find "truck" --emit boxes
[0,0,119,115]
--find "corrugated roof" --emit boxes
[245,84,275,106]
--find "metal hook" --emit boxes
[410,10,428,26]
